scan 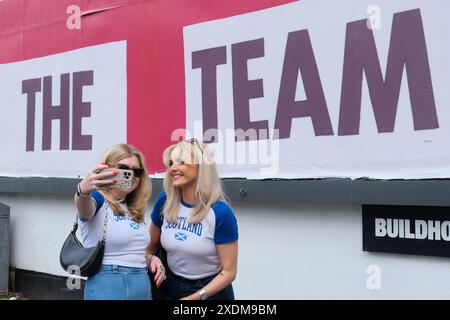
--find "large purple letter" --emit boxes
[22,78,42,151]
[338,9,438,135]
[232,38,268,141]
[275,30,333,139]
[192,46,227,143]
[72,71,93,150]
[42,74,70,150]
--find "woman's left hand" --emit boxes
[148,255,166,288]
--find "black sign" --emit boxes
[363,205,450,258]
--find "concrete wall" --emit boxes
[1,193,450,299]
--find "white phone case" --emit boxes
[103,168,134,189]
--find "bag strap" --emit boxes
[73,204,109,242]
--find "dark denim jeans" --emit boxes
[165,269,234,300]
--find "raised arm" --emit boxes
[74,163,117,220]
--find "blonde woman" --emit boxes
[75,143,154,300]
[146,139,238,300]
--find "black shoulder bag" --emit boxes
[59,211,108,277]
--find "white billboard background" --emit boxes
[184,0,450,179]
[0,41,127,178]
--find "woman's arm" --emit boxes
[74,192,96,220]
[146,222,166,287]
[74,163,117,220]
[146,222,161,255]
[183,240,238,300]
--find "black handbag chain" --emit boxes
[73,204,109,242]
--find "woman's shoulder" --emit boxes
[211,200,238,242]
[91,191,105,212]
[91,190,104,201]
[156,191,166,199]
[151,192,167,222]
[155,191,167,205]
[211,200,235,217]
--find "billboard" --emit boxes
[1,0,449,179]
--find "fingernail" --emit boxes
[113,179,118,183]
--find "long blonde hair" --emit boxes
[162,139,226,224]
[100,143,151,223]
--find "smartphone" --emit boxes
[102,168,134,189]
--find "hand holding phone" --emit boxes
[102,168,134,189]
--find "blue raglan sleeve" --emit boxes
[78,191,104,222]
[151,192,167,228]
[91,191,105,214]
[213,201,238,245]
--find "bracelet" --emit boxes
[76,183,90,198]
[197,288,208,300]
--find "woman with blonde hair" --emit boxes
[75,143,155,300]
[146,138,238,300]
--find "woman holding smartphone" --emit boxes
[146,139,238,300]
[75,143,161,300]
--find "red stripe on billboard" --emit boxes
[0,0,296,172]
